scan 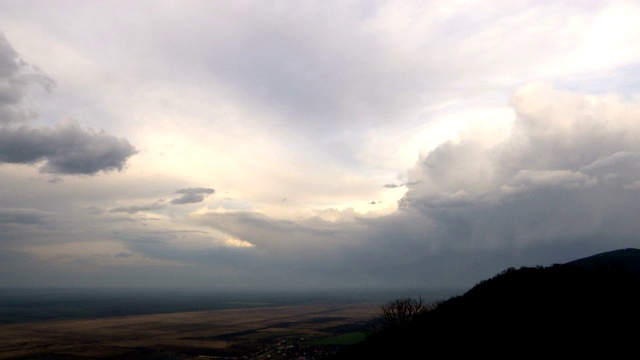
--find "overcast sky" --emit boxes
[1,0,640,290]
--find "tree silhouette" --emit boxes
[380,297,428,327]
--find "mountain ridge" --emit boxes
[566,247,640,273]
[333,248,640,358]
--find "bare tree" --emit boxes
[381,297,428,327]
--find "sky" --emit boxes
[1,0,640,290]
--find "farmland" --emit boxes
[0,301,382,359]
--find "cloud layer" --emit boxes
[179,83,640,287]
[0,2,639,289]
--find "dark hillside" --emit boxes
[334,248,640,358]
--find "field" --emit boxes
[0,302,382,359]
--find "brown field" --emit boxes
[0,302,382,359]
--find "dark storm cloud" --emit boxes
[0,32,55,125]
[0,119,137,175]
[171,187,215,205]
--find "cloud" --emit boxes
[0,32,54,125]
[182,79,640,287]
[107,187,215,214]
[0,33,137,175]
[384,181,421,189]
[0,208,51,248]
[184,83,640,287]
[175,187,215,195]
[501,169,596,194]
[0,119,137,175]
[0,208,48,225]
[109,202,165,214]
[2,4,640,289]
[194,211,350,252]
[171,187,215,205]
[399,83,640,249]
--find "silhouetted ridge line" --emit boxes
[565,247,640,275]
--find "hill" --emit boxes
[334,248,640,358]
[566,247,640,274]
